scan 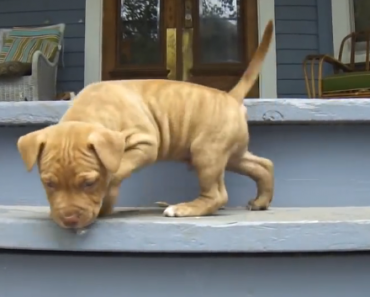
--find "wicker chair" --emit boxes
[0,23,65,101]
[303,31,370,98]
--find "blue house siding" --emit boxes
[275,0,318,98]
[0,0,85,94]
[275,0,333,98]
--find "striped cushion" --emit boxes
[0,26,61,63]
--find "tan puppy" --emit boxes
[17,20,274,229]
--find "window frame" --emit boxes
[331,0,369,64]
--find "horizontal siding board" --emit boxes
[58,67,84,82]
[278,94,308,98]
[64,24,85,38]
[0,0,85,12]
[0,0,85,93]
[276,20,317,34]
[61,81,84,92]
[277,79,307,95]
[63,53,85,67]
[278,65,306,80]
[277,49,318,64]
[275,0,316,5]
[0,10,85,27]
[63,38,85,53]
[276,34,318,50]
[275,6,317,20]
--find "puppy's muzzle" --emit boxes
[59,208,83,228]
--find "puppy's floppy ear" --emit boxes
[88,128,125,173]
[17,129,47,171]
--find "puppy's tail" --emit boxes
[228,20,274,103]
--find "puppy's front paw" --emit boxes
[163,203,197,217]
[247,198,269,211]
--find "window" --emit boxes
[351,0,370,33]
[84,0,277,98]
[101,0,261,97]
[332,0,370,63]
[351,0,370,53]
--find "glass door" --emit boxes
[102,0,259,96]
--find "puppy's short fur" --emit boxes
[17,21,275,229]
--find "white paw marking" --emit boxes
[163,205,176,217]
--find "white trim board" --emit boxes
[257,0,277,98]
[84,0,277,98]
[84,0,103,85]
[331,0,367,64]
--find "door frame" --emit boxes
[84,0,277,99]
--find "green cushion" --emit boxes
[322,71,370,93]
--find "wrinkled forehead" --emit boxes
[39,130,100,174]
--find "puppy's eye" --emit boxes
[45,181,56,189]
[81,180,97,190]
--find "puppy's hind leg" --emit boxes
[227,151,274,210]
[164,148,228,217]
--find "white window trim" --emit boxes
[84,0,277,99]
[331,0,368,64]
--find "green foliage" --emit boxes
[201,0,237,18]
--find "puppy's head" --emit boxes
[17,122,125,229]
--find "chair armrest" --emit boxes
[31,50,59,100]
[304,54,352,72]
